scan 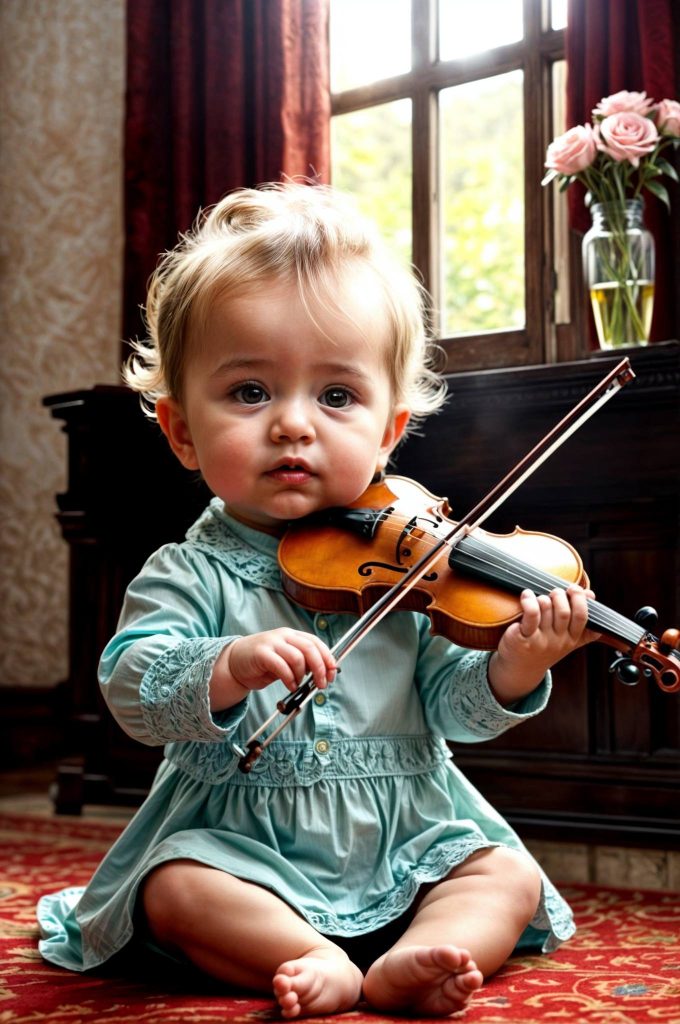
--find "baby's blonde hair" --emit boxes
[125,182,447,433]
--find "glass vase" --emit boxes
[582,198,655,350]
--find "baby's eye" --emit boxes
[232,382,269,405]
[319,386,352,409]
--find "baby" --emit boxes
[38,182,595,1017]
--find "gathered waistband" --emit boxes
[166,733,451,787]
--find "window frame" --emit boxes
[330,0,574,372]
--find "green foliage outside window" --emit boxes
[440,73,525,336]
[331,101,413,270]
[331,77,525,338]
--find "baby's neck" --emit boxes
[227,507,287,538]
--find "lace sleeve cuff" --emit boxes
[139,637,248,743]
[447,651,552,741]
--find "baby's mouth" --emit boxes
[266,464,314,482]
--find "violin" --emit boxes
[233,357,679,773]
[280,473,680,686]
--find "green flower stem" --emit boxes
[592,217,647,344]
[580,165,650,344]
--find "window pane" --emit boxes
[331,100,412,268]
[330,0,411,92]
[551,0,568,30]
[439,0,523,60]
[440,72,524,336]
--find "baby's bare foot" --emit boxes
[363,944,483,1016]
[272,950,363,1019]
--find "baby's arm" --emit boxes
[488,583,600,705]
[210,629,337,711]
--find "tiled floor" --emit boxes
[526,838,680,891]
[2,762,678,890]
[0,762,133,821]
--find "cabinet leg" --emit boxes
[52,760,85,815]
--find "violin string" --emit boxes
[324,515,645,645]
[450,535,645,645]
[451,535,639,640]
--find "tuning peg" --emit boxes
[658,628,680,655]
[634,606,658,630]
[609,654,640,686]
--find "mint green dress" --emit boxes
[38,499,575,971]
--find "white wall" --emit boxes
[0,0,125,686]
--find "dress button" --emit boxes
[317,616,328,631]
[315,739,330,754]
[314,692,326,706]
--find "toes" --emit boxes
[365,945,482,1015]
[274,980,303,1020]
[433,945,467,971]
[461,968,484,993]
[275,961,299,980]
[272,974,294,997]
[280,1005,301,1020]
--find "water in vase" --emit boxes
[589,280,654,349]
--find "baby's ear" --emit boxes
[156,397,200,470]
[376,404,411,472]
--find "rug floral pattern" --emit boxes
[1,812,679,1023]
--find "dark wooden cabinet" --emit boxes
[45,343,680,844]
[395,341,680,847]
[43,386,210,812]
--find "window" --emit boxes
[330,0,570,372]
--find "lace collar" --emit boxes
[185,498,283,591]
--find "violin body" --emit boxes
[279,475,680,692]
[280,476,586,651]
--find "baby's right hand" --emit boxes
[210,628,337,710]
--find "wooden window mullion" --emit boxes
[411,1,438,319]
[523,0,548,365]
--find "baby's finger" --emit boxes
[278,641,308,686]
[260,649,304,692]
[565,584,593,640]
[288,634,336,690]
[518,589,541,638]
[535,592,554,631]
[549,587,572,634]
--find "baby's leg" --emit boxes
[363,846,542,1016]
[142,859,362,1018]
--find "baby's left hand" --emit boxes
[489,584,601,705]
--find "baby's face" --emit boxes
[157,266,410,530]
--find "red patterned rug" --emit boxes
[1,810,679,1023]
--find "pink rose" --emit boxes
[655,98,680,137]
[596,111,659,167]
[593,90,655,118]
[545,123,597,175]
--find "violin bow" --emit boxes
[232,356,635,772]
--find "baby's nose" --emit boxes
[270,400,317,442]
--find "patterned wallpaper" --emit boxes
[0,0,125,687]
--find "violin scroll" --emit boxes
[609,623,680,693]
[652,628,680,691]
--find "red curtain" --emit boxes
[566,0,680,343]
[123,0,330,345]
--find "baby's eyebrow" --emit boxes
[314,362,373,381]
[210,357,270,377]
[210,358,372,382]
